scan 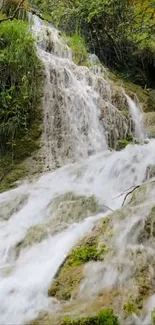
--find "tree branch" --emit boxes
[0,0,25,23]
[113,179,155,207]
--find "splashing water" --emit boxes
[1,15,155,325]
[1,140,155,324]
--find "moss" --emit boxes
[123,301,138,317]
[48,264,83,300]
[152,310,155,325]
[66,33,88,66]
[48,235,108,300]
[68,244,104,267]
[60,309,120,325]
[138,207,155,243]
[0,162,27,193]
[116,139,131,150]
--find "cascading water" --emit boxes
[31,16,108,170]
[1,15,155,325]
[126,94,145,140]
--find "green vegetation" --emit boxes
[152,310,155,325]
[116,134,134,151]
[68,243,105,267]
[66,32,88,66]
[0,19,43,191]
[123,301,138,317]
[61,309,120,325]
[48,238,107,300]
[32,0,155,87]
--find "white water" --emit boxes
[1,15,155,325]
[31,16,108,170]
[126,94,145,140]
[1,140,155,324]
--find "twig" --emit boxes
[122,185,140,206]
[0,0,25,23]
[113,185,136,200]
[102,204,114,212]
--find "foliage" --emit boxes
[1,0,29,21]
[33,0,155,86]
[66,32,88,66]
[68,245,100,266]
[61,309,120,325]
[68,242,107,266]
[0,20,42,156]
[0,19,43,189]
[117,139,131,151]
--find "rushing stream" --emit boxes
[0,15,155,325]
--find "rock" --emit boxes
[145,90,155,112]
[143,112,155,137]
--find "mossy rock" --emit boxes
[48,234,108,301]
[60,309,120,325]
[138,206,155,243]
[0,191,28,220]
[16,224,48,256]
[48,264,84,300]
[143,112,155,137]
[123,301,138,317]
[0,162,28,193]
[48,192,100,224]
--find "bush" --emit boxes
[0,19,43,157]
[35,0,155,87]
[61,309,120,325]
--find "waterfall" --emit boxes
[31,16,108,170]
[1,15,155,325]
[126,94,145,140]
[31,15,139,169]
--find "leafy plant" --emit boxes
[0,19,43,157]
[61,309,120,325]
[34,0,155,86]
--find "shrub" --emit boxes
[61,309,120,325]
[0,19,43,157]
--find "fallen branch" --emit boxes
[113,179,155,207]
[122,185,140,206]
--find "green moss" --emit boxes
[0,162,27,193]
[48,236,108,300]
[68,244,102,267]
[61,309,120,325]
[151,310,155,325]
[66,33,88,66]
[123,302,138,317]
[116,139,131,150]
[48,264,83,300]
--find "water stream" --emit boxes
[0,15,155,325]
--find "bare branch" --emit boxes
[122,185,140,206]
